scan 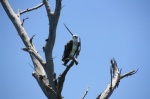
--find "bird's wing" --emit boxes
[62,40,73,61]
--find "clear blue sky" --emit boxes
[0,0,150,99]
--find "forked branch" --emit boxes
[97,58,138,99]
[42,0,62,91]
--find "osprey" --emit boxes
[62,24,81,66]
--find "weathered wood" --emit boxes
[1,0,65,98]
[97,59,137,99]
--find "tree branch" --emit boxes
[22,46,46,66]
[32,72,56,98]
[81,85,90,99]
[1,0,52,98]
[120,69,138,79]
[97,58,138,99]
[29,34,36,46]
[42,0,62,90]
[21,17,29,26]
[57,61,74,97]
[1,0,45,66]
[54,0,62,23]
[18,2,44,15]
[43,0,53,21]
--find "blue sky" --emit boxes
[0,0,150,99]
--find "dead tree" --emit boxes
[96,59,138,99]
[1,0,64,98]
[1,0,137,99]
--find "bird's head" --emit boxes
[72,34,78,41]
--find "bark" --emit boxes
[1,0,63,99]
[0,0,50,97]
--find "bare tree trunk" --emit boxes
[1,0,63,99]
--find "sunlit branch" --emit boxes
[19,3,44,15]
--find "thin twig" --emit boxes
[64,23,73,36]
[28,63,41,75]
[19,3,44,15]
[30,34,36,46]
[61,5,65,10]
[120,69,138,79]
[81,85,90,99]
[21,17,29,26]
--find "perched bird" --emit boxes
[62,24,81,66]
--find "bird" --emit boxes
[62,24,81,66]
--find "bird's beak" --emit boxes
[75,36,78,38]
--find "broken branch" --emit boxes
[21,17,29,26]
[121,69,138,79]
[57,61,74,97]
[22,47,46,66]
[30,34,36,46]
[81,85,90,99]
[97,58,138,99]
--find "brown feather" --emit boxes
[62,40,73,61]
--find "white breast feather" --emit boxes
[69,41,78,58]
